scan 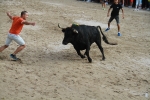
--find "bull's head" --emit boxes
[58,23,78,45]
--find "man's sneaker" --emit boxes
[102,8,105,10]
[134,9,138,11]
[118,32,121,36]
[10,54,18,60]
[105,28,110,32]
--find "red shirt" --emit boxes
[9,16,24,35]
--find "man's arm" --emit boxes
[21,20,35,26]
[7,12,13,20]
[107,8,111,17]
[121,8,124,19]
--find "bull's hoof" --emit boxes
[88,58,92,63]
[102,58,105,61]
[80,55,85,59]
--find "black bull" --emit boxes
[58,24,117,63]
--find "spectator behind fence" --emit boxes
[118,0,124,7]
[134,0,142,10]
[129,0,134,7]
[102,0,107,10]
[147,0,150,10]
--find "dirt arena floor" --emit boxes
[0,0,150,100]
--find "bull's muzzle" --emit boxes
[62,41,68,45]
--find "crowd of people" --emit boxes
[79,0,150,11]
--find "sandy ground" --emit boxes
[0,0,150,100]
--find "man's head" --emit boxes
[21,11,28,20]
[114,0,119,4]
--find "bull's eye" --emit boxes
[62,29,66,32]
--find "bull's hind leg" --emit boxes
[95,41,105,60]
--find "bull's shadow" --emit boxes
[33,43,106,64]
[36,47,89,63]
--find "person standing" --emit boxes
[105,0,124,36]
[102,0,107,10]
[147,0,150,10]
[134,0,142,11]
[0,11,35,60]
[129,0,134,7]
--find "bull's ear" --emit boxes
[62,29,66,33]
[73,29,78,34]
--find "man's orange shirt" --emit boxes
[9,16,24,35]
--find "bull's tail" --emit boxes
[97,26,117,45]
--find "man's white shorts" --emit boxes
[5,33,25,46]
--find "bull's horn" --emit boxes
[58,23,64,29]
[73,29,78,34]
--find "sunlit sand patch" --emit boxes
[48,43,71,53]
[0,1,22,6]
[29,12,44,15]
[41,2,64,7]
[24,25,41,30]
[138,57,150,67]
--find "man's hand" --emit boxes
[6,12,13,20]
[7,12,10,16]
[122,15,124,19]
[121,8,124,19]
[31,22,35,26]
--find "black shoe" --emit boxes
[105,28,110,32]
[10,54,18,60]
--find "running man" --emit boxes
[105,0,124,36]
[134,0,142,11]
[0,11,35,60]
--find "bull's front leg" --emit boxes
[85,46,92,63]
[75,49,85,59]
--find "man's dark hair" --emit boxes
[21,11,27,16]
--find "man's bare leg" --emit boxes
[10,45,25,60]
[13,45,25,55]
[117,24,120,32]
[0,45,8,52]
